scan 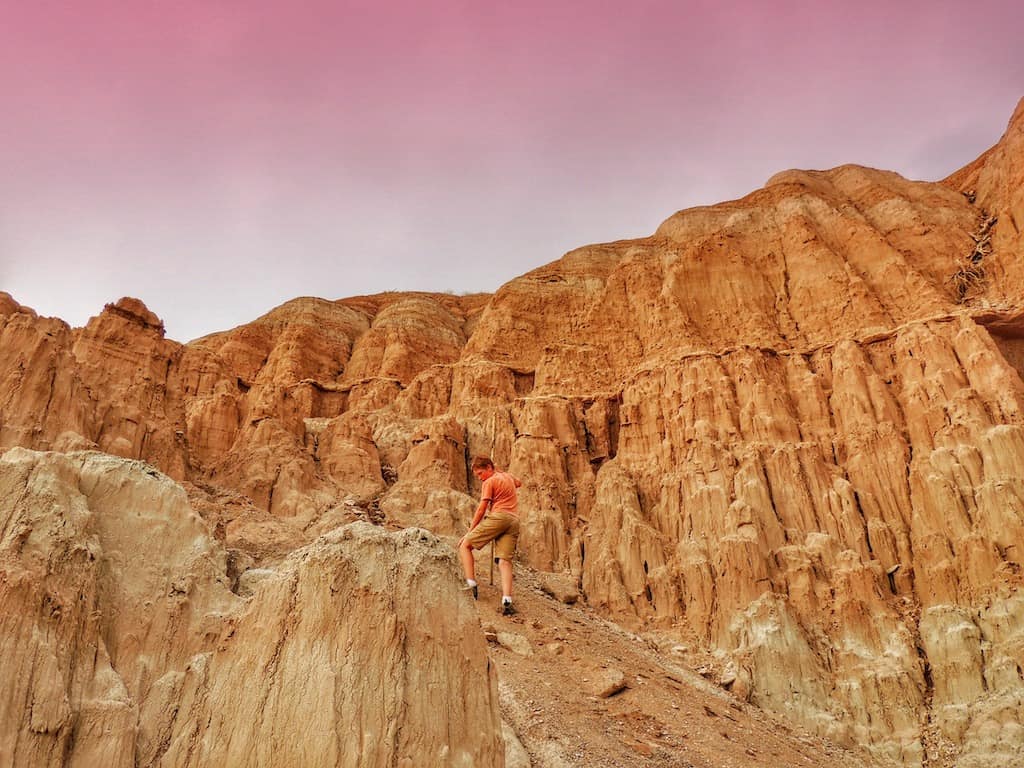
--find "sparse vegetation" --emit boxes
[949,208,996,303]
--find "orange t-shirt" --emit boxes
[482,471,520,516]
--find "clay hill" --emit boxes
[3,98,1024,767]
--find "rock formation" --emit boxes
[4,98,1024,766]
[0,449,502,767]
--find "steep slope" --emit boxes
[477,570,875,768]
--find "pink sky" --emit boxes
[3,0,1022,341]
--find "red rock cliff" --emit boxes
[4,99,1024,766]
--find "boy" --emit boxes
[458,456,522,615]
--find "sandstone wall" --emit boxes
[4,99,1024,766]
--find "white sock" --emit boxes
[502,595,512,604]
[467,579,477,587]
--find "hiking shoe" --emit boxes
[463,584,478,600]
[501,601,516,616]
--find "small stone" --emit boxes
[719,662,738,687]
[590,668,628,698]
[496,631,534,657]
[537,572,579,604]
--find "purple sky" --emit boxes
[3,0,1022,342]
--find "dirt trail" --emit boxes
[474,565,879,768]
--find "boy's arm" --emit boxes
[470,477,493,530]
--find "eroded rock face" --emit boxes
[5,99,1024,767]
[0,448,238,767]
[153,523,503,768]
[0,449,503,768]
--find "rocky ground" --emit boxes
[470,562,876,768]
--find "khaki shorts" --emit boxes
[464,512,520,561]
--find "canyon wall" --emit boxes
[3,99,1024,765]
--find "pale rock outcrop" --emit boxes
[154,523,503,768]
[0,448,238,768]
[0,449,505,768]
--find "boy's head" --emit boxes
[471,455,494,480]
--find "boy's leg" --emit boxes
[498,558,513,597]
[461,516,505,590]
[492,518,520,609]
[458,537,477,582]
